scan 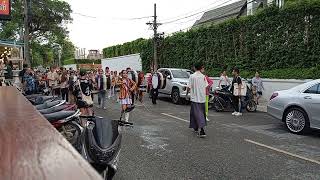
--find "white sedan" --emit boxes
[267,79,320,134]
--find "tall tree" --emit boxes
[0,0,74,66]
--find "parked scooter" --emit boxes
[26,93,132,180]
[42,109,82,145]
[26,94,82,145]
[76,110,133,180]
[210,85,257,112]
[26,95,59,105]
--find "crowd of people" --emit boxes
[15,65,145,123]
[1,61,265,138]
[187,63,265,137]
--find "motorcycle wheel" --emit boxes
[246,100,257,112]
[213,98,224,112]
[94,165,113,180]
[60,122,81,146]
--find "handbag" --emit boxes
[78,80,93,106]
[233,82,247,96]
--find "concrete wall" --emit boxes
[209,77,312,101]
[101,53,142,73]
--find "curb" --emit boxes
[257,105,267,113]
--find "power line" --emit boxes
[164,0,255,36]
[159,0,232,22]
[72,12,97,19]
[71,12,152,21]
[160,15,202,34]
[125,16,153,20]
[161,0,235,25]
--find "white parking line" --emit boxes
[245,139,320,165]
[161,113,189,123]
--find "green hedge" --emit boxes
[103,0,320,79]
[63,58,75,65]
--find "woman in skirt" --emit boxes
[117,70,137,122]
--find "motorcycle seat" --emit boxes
[36,100,65,110]
[32,96,57,105]
[39,105,67,114]
[43,110,78,123]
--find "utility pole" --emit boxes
[24,0,31,66]
[147,3,161,71]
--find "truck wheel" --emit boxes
[172,88,181,104]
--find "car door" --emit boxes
[157,70,165,94]
[301,83,320,127]
[163,70,172,95]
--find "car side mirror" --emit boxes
[167,75,172,80]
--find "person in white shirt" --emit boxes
[252,71,265,105]
[218,70,230,89]
[186,62,208,138]
[47,66,59,96]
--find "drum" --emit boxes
[138,84,147,92]
[152,73,159,89]
[128,70,138,84]
[152,72,166,89]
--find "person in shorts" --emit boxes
[117,69,137,122]
[252,71,264,105]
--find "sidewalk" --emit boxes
[257,99,268,112]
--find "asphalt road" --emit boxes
[94,96,320,180]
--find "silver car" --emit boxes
[267,79,320,134]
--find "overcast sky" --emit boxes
[64,0,238,51]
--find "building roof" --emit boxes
[193,0,247,27]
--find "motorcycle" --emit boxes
[26,95,77,112]
[26,94,82,146]
[76,109,133,180]
[210,84,257,112]
[42,109,82,145]
[27,93,132,180]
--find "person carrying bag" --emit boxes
[74,70,94,116]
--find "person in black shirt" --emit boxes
[19,64,28,83]
[230,67,243,116]
[73,70,94,116]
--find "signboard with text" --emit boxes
[0,0,11,20]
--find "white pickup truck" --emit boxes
[157,68,193,104]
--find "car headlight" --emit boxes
[179,82,188,85]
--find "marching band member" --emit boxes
[117,69,137,122]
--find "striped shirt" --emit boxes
[117,78,137,99]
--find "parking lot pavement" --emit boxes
[94,96,320,180]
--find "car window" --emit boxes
[164,70,171,77]
[171,70,190,78]
[186,70,194,75]
[304,84,320,94]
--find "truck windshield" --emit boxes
[171,70,190,78]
